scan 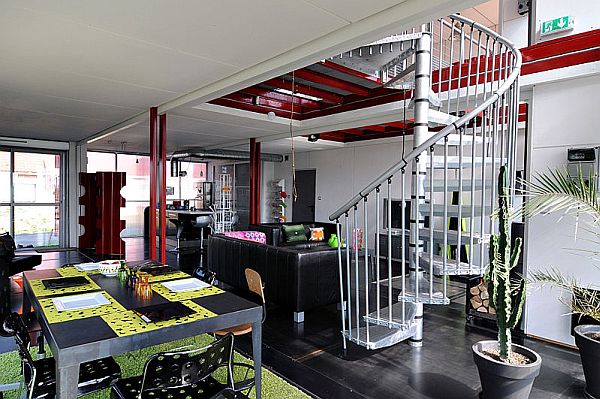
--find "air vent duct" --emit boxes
[171,148,283,162]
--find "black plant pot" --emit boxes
[574,325,600,399]
[472,340,542,399]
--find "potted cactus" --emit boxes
[472,166,542,399]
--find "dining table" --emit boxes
[22,262,263,399]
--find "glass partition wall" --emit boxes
[0,149,63,248]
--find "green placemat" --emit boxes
[148,271,190,283]
[101,300,217,337]
[58,266,100,277]
[29,275,100,298]
[38,291,127,324]
[152,282,224,301]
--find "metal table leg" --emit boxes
[56,363,79,399]
[252,320,262,399]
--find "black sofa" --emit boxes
[248,222,338,247]
[208,222,342,322]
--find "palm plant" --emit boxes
[518,166,600,322]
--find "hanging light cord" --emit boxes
[289,72,298,202]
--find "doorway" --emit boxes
[292,170,316,222]
[0,149,64,248]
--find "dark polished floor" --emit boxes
[2,238,586,398]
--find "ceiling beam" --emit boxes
[340,128,365,135]
[263,78,343,104]
[319,60,382,84]
[210,98,300,119]
[83,0,481,144]
[293,69,371,96]
[219,92,307,114]
[241,87,321,109]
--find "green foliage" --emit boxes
[521,166,600,324]
[485,166,525,361]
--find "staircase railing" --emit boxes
[329,15,522,351]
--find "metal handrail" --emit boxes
[329,15,521,221]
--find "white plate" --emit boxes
[162,278,210,293]
[52,292,110,312]
[75,262,100,271]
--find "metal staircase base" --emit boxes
[342,323,418,350]
[397,273,450,305]
[363,301,418,329]
[419,253,487,276]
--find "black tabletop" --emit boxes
[23,268,260,351]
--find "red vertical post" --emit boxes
[249,138,256,224]
[249,138,261,224]
[254,141,261,223]
[149,107,158,260]
[159,113,167,264]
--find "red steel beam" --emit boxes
[319,60,383,84]
[340,128,365,136]
[294,69,371,96]
[263,78,344,104]
[242,87,321,109]
[361,125,386,133]
[319,132,348,142]
[159,113,167,264]
[149,107,157,261]
[222,92,307,113]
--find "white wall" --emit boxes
[500,0,529,49]
[525,74,600,345]
[534,0,600,43]
[273,137,415,232]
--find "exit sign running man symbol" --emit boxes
[541,16,574,36]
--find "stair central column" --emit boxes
[408,30,432,348]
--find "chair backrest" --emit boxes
[245,268,266,322]
[139,333,234,395]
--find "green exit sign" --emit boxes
[541,16,574,36]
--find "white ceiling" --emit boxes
[0,0,485,152]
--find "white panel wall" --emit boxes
[500,0,528,49]
[534,0,600,43]
[273,138,414,229]
[525,74,600,345]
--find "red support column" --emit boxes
[159,113,167,264]
[254,141,261,223]
[249,138,256,224]
[149,107,158,260]
[249,138,261,224]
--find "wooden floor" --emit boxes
[2,238,586,399]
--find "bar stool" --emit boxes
[195,215,213,253]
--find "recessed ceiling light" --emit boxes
[274,88,322,102]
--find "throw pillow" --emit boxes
[309,227,325,241]
[282,224,307,243]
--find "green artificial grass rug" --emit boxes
[0,335,310,399]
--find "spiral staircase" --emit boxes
[328,15,521,350]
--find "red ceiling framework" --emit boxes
[210,29,600,143]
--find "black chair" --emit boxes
[2,313,121,399]
[111,333,255,399]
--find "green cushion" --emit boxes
[282,224,307,243]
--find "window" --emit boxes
[0,150,63,248]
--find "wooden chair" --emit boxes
[213,268,265,336]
